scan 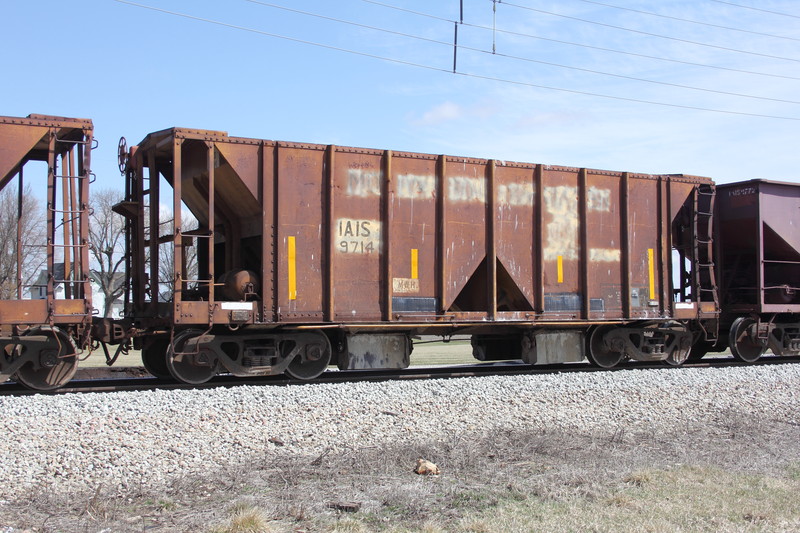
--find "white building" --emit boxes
[30,264,125,318]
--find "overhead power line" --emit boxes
[247,0,800,105]
[709,0,800,19]
[111,0,800,122]
[361,0,800,81]
[244,1,444,48]
[571,0,800,42]
[500,1,800,63]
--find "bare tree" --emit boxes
[88,189,126,317]
[0,185,45,299]
[157,209,199,301]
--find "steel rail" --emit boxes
[1,356,798,397]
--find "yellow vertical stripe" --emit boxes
[288,236,297,300]
[411,248,418,279]
[557,255,564,284]
[647,248,656,300]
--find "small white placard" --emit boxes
[221,302,254,311]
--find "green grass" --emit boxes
[410,338,477,366]
[82,338,481,369]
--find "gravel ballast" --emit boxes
[1,363,798,499]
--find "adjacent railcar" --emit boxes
[116,127,719,383]
[708,180,800,360]
[0,114,93,389]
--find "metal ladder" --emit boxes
[693,183,719,342]
[46,134,93,314]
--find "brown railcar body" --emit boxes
[117,127,719,380]
[713,180,800,360]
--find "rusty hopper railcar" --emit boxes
[0,114,93,390]
[708,180,800,361]
[117,124,718,383]
[115,126,720,384]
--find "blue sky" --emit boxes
[2,0,799,189]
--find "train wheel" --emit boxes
[166,329,219,384]
[285,332,332,380]
[665,347,688,366]
[729,317,766,363]
[664,324,691,366]
[586,326,624,368]
[15,327,79,391]
[141,338,171,379]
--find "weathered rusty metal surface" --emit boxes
[338,333,410,369]
[529,331,585,364]
[0,300,49,323]
[0,114,93,329]
[123,126,715,329]
[0,114,92,187]
[331,147,384,321]
[387,152,438,319]
[441,156,489,318]
[276,143,326,322]
[627,175,662,318]
[716,179,800,314]
[494,162,536,318]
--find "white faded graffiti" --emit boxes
[345,167,613,264]
[542,185,613,261]
[589,248,621,262]
[448,176,486,203]
[347,170,537,207]
[346,171,438,200]
[497,182,535,207]
[543,186,579,261]
[346,168,382,198]
[396,174,436,200]
[587,186,611,212]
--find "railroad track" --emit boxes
[2,355,798,396]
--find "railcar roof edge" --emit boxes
[130,125,715,184]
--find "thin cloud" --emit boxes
[413,101,464,126]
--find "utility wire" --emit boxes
[361,0,800,81]
[709,0,800,20]
[112,1,433,69]
[111,0,800,121]
[247,0,800,105]
[571,0,800,42]
[244,1,446,47]
[501,1,800,63]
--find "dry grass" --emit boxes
[208,503,273,533]
[456,465,800,532]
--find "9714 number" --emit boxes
[339,240,375,254]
